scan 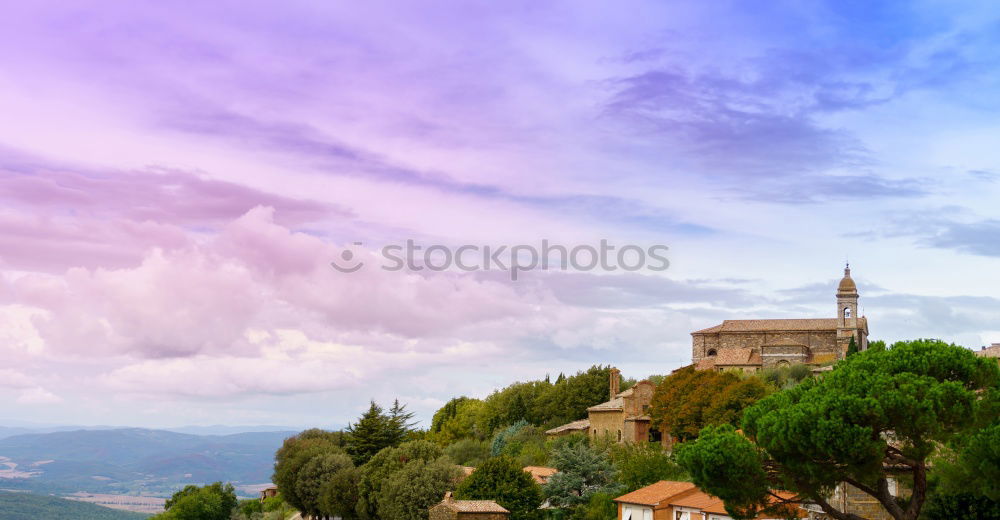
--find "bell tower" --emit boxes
[836,263,861,355]
[837,263,858,328]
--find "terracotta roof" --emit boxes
[693,319,841,333]
[714,348,761,366]
[523,466,557,484]
[694,358,716,371]
[450,500,510,513]
[670,491,728,514]
[587,396,624,412]
[614,481,697,506]
[545,419,590,435]
[838,267,858,295]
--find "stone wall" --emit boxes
[589,410,624,441]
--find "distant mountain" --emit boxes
[0,491,149,520]
[0,428,296,497]
[163,425,300,436]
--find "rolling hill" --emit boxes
[0,428,294,496]
[0,491,149,520]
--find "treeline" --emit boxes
[429,365,618,444]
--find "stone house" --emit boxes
[428,492,509,520]
[258,485,278,502]
[691,266,869,371]
[546,368,658,443]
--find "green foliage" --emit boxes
[478,366,613,434]
[375,457,462,520]
[869,339,887,351]
[456,456,544,520]
[575,492,618,520]
[760,364,812,389]
[609,442,689,492]
[346,401,415,466]
[430,397,488,444]
[294,452,354,518]
[544,442,618,510]
[445,438,491,467]
[923,492,1000,520]
[356,440,445,519]
[675,425,770,519]
[847,336,859,357]
[650,367,773,442]
[236,498,263,518]
[677,339,1000,520]
[532,366,614,429]
[261,494,285,513]
[271,429,344,512]
[0,491,149,520]
[154,482,237,520]
[490,421,548,466]
[319,466,362,520]
[933,421,1000,500]
[491,419,531,456]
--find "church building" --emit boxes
[691,265,868,371]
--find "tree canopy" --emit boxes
[675,339,1000,520]
[650,367,773,442]
[455,456,543,520]
[154,482,237,520]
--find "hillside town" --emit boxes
[223,268,997,520]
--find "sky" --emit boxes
[2,0,1000,430]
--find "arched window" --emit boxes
[707,349,717,356]
[844,307,852,318]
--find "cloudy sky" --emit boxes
[2,0,999,429]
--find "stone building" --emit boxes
[428,492,509,520]
[801,481,901,520]
[615,481,799,520]
[692,265,869,371]
[546,368,657,443]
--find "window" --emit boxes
[617,430,622,441]
[707,349,717,356]
[844,307,852,318]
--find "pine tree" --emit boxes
[345,401,393,465]
[388,399,416,445]
[847,336,859,357]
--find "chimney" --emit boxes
[444,491,454,503]
[609,367,620,399]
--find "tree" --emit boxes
[154,482,237,520]
[295,452,354,518]
[319,466,362,520]
[847,336,858,357]
[675,339,1000,520]
[356,440,445,519]
[345,401,415,466]
[445,438,491,467]
[609,442,688,492]
[375,457,462,520]
[650,367,771,442]
[455,456,543,520]
[533,366,614,428]
[430,398,488,444]
[388,399,417,443]
[272,430,344,512]
[544,442,618,510]
[923,492,1000,520]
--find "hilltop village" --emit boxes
[184,268,996,520]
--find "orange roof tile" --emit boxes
[670,490,728,514]
[523,466,557,484]
[714,348,761,366]
[614,481,697,506]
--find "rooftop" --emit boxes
[614,480,696,506]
